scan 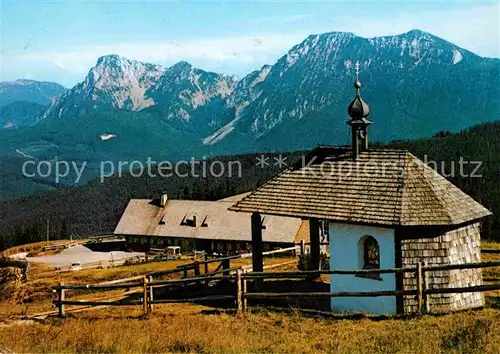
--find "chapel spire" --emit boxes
[347,61,372,159]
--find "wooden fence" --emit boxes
[52,258,500,317]
[239,260,500,314]
[52,247,298,316]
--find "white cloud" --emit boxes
[328,3,499,58]
[11,32,310,77]
[3,2,498,86]
[248,14,313,25]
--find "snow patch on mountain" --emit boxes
[202,117,238,145]
[344,60,353,71]
[452,49,463,64]
[100,133,116,141]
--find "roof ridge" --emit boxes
[392,151,409,225]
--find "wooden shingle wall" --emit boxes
[447,223,483,311]
[401,223,483,313]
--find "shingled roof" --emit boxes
[229,147,492,227]
[114,194,301,243]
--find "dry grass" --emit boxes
[0,256,297,318]
[482,241,500,306]
[1,239,80,257]
[1,305,499,353]
[481,240,500,251]
[1,243,500,353]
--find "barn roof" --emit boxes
[114,194,300,243]
[229,147,492,227]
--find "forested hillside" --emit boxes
[396,121,500,240]
[0,121,498,250]
[0,152,304,250]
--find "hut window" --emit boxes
[181,214,197,227]
[357,235,382,281]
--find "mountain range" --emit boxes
[0,79,66,107]
[0,29,499,194]
[0,80,66,128]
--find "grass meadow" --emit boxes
[0,241,499,353]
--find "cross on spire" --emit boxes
[355,61,360,82]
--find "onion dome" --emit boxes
[348,81,370,120]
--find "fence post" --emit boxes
[148,275,154,313]
[204,255,209,276]
[423,260,430,313]
[194,262,200,277]
[143,276,148,315]
[58,282,65,317]
[236,268,243,314]
[242,269,248,313]
[223,258,230,276]
[416,262,424,314]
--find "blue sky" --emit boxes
[2,1,499,87]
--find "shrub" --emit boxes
[298,253,329,270]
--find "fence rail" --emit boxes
[51,248,298,316]
[51,255,500,317]
[243,260,500,278]
[238,260,500,314]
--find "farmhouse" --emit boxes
[114,193,302,254]
[229,78,492,315]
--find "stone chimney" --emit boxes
[160,192,168,207]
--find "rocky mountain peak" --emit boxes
[80,55,164,111]
[148,63,237,124]
[95,54,124,66]
[168,61,193,72]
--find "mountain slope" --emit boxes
[203,65,271,145]
[0,107,203,167]
[144,61,236,137]
[0,80,66,106]
[206,30,499,153]
[0,101,46,128]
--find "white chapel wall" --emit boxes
[329,222,397,315]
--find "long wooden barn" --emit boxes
[114,193,303,254]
